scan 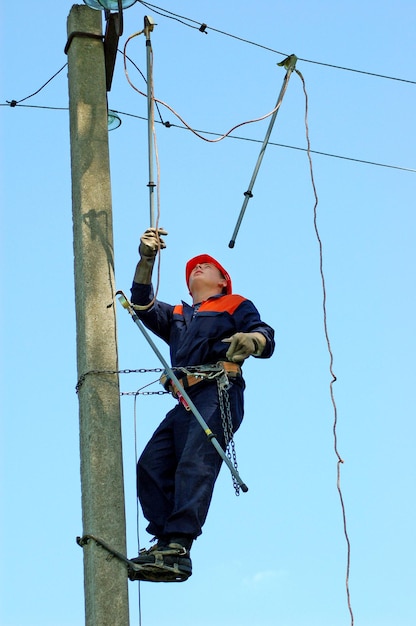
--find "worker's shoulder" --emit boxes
[173,295,251,316]
[200,294,248,314]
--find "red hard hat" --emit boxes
[185,254,232,295]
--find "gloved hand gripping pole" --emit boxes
[228,54,297,248]
[117,291,249,493]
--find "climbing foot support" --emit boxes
[128,543,192,583]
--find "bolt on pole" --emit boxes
[67,5,129,625]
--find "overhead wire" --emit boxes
[103,108,416,173]
[2,54,415,173]
[0,103,68,110]
[120,43,415,171]
[122,40,415,171]
[5,63,68,107]
[137,0,416,85]
[4,99,413,173]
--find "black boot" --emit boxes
[128,537,193,583]
[167,534,193,552]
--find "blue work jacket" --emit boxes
[131,282,275,369]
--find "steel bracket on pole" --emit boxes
[104,13,122,91]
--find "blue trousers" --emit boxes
[137,378,244,540]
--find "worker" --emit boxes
[128,227,275,582]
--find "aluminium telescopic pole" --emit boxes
[144,15,156,227]
[228,54,297,248]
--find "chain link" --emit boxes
[217,376,240,496]
[76,365,242,496]
[120,390,168,396]
[75,368,164,393]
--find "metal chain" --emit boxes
[75,367,164,393]
[121,390,168,396]
[217,377,240,496]
[76,365,242,495]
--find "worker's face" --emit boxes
[189,263,227,294]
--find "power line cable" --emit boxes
[1,103,68,110]
[5,63,68,107]
[3,100,413,173]
[2,41,415,174]
[112,110,416,173]
[137,1,416,85]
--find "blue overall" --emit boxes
[131,281,275,540]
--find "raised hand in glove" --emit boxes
[222,332,266,363]
[139,227,168,258]
[134,227,168,284]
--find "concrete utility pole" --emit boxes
[67,5,130,625]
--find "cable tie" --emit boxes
[199,23,208,33]
[244,190,253,198]
[8,100,17,107]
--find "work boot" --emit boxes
[167,535,193,552]
[128,540,192,582]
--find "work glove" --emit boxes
[134,227,168,284]
[222,332,266,363]
[139,227,168,259]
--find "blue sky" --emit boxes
[1,1,415,625]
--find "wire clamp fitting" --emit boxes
[277,54,298,71]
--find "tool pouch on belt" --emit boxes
[160,361,241,401]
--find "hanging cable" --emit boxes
[123,35,299,144]
[295,67,354,626]
[121,49,167,124]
